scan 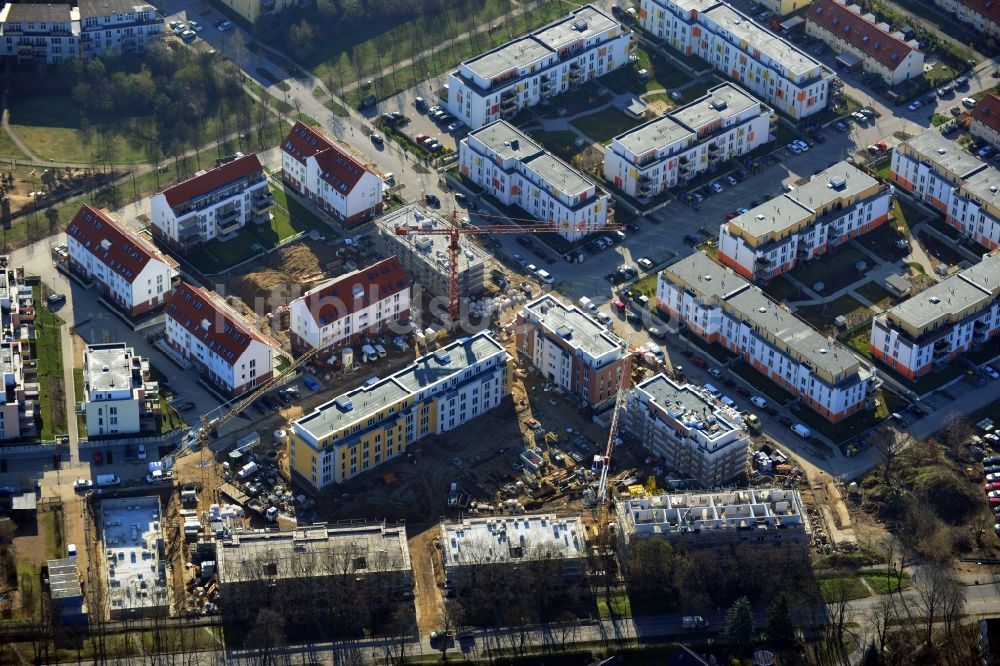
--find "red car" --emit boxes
[692,356,707,368]
[93,451,103,466]
[990,496,1000,505]
[415,133,430,143]
[987,482,1000,492]
[612,299,626,311]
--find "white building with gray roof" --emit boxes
[83,342,156,437]
[446,4,633,129]
[604,83,774,198]
[640,0,835,119]
[622,374,750,486]
[719,160,891,281]
[892,130,1000,251]
[516,294,629,409]
[658,252,874,423]
[290,332,510,488]
[871,251,1000,380]
[459,120,611,240]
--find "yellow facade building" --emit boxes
[290,332,511,489]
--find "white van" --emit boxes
[751,396,768,408]
[361,344,378,362]
[374,344,387,358]
[536,269,554,284]
[703,384,721,397]
[578,296,596,312]
[791,423,811,438]
[95,474,120,487]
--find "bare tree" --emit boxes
[914,565,962,647]
[941,413,973,460]
[863,593,897,662]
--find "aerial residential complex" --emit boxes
[871,252,1000,379]
[440,515,587,587]
[640,0,836,118]
[603,82,774,199]
[150,154,274,252]
[516,295,630,410]
[933,0,1000,38]
[82,343,156,438]
[280,122,385,228]
[216,523,412,620]
[968,92,1000,148]
[616,488,809,547]
[373,204,488,300]
[446,4,633,130]
[718,160,891,280]
[622,374,751,486]
[460,121,610,240]
[658,253,874,422]
[890,129,1000,250]
[66,205,179,317]
[164,283,275,397]
[290,332,511,489]
[289,257,412,356]
[806,0,924,85]
[0,0,164,65]
[0,257,35,441]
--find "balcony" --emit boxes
[253,191,275,212]
[500,95,517,110]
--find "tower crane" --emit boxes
[591,336,636,530]
[394,210,618,322]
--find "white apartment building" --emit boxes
[164,283,275,397]
[718,161,892,280]
[460,121,610,241]
[66,204,179,317]
[616,488,809,547]
[373,204,488,300]
[150,154,274,252]
[447,4,633,130]
[622,374,750,487]
[658,253,874,422]
[77,0,163,58]
[890,129,1000,251]
[281,121,384,228]
[289,257,411,355]
[806,0,924,86]
[604,82,773,199]
[0,1,163,64]
[934,0,1000,39]
[440,515,587,586]
[83,343,155,438]
[871,252,1000,380]
[290,333,510,489]
[516,295,630,410]
[640,0,836,119]
[0,257,35,441]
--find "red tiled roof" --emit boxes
[298,257,411,326]
[959,0,1000,24]
[66,204,176,284]
[971,92,1000,133]
[281,121,370,194]
[808,0,917,72]
[161,154,264,208]
[165,282,266,365]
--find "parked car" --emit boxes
[709,181,723,193]
[175,401,195,411]
[793,139,809,152]
[787,142,802,155]
[415,97,428,111]
[725,174,738,187]
[73,479,93,492]
[303,376,321,391]
[985,366,1000,380]
[963,97,978,109]
[684,234,700,246]
[907,100,922,111]
[637,257,653,270]
[370,133,384,147]
[424,193,440,207]
[47,293,66,305]
[447,121,463,132]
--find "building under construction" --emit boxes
[373,204,487,301]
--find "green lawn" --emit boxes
[843,325,873,359]
[602,46,695,97]
[39,507,64,561]
[763,275,807,304]
[34,287,66,441]
[13,560,39,619]
[854,281,897,310]
[795,295,872,333]
[159,395,186,434]
[855,221,909,262]
[819,576,871,602]
[789,244,868,296]
[571,107,644,144]
[895,198,926,233]
[863,570,911,594]
[596,592,632,619]
[0,128,27,160]
[631,272,658,299]
[930,113,950,127]
[73,368,86,437]
[923,60,959,89]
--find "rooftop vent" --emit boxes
[573,19,588,31]
[828,175,847,190]
[556,325,574,340]
[100,239,112,251]
[758,306,767,313]
[200,318,210,331]
[992,186,999,194]
[433,349,452,364]
[510,139,519,151]
[709,98,728,111]
[703,274,713,282]
[334,394,353,411]
[818,348,828,355]
[929,296,941,304]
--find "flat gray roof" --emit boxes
[731,161,877,237]
[664,252,752,302]
[704,4,821,78]
[636,374,736,438]
[533,4,618,51]
[726,288,860,377]
[668,0,718,10]
[525,294,621,358]
[615,115,694,156]
[84,344,136,393]
[668,83,760,131]
[218,523,411,583]
[522,153,592,195]
[889,252,1000,328]
[47,558,82,600]
[467,121,543,162]
[902,130,985,180]
[295,333,506,440]
[464,37,552,81]
[961,167,1000,210]
[78,0,152,17]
